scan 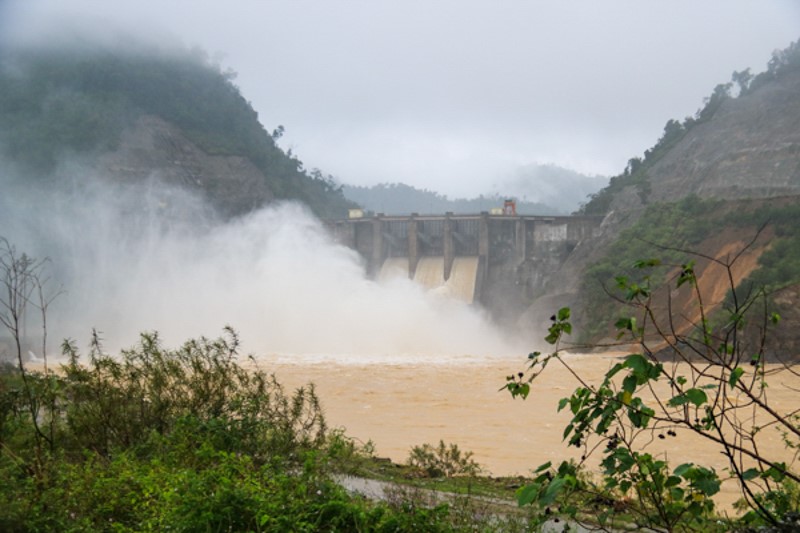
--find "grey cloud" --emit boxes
[3,0,799,196]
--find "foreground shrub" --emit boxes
[0,328,501,531]
[58,327,326,461]
[407,440,482,478]
[506,242,800,531]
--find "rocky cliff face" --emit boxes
[517,67,800,352]
[92,115,275,218]
[612,70,800,211]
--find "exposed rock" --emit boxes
[520,69,800,347]
[93,115,275,217]
[615,70,800,209]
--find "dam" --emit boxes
[326,212,603,311]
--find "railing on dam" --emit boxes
[325,213,603,301]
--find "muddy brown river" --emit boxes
[268,353,799,513]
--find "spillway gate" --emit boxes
[326,213,603,303]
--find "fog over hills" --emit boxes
[1,27,799,358]
[0,42,355,220]
[498,164,608,213]
[342,164,607,216]
[0,36,522,358]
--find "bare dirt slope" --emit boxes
[647,227,771,340]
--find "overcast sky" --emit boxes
[2,1,799,198]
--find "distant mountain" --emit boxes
[342,182,562,216]
[498,164,608,214]
[0,42,355,219]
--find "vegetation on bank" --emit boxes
[578,196,800,343]
[0,239,535,532]
[733,203,800,294]
[3,215,800,532]
[2,37,800,533]
[579,195,721,341]
[1,329,526,532]
[0,43,354,218]
[507,251,800,531]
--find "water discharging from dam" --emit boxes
[378,256,479,304]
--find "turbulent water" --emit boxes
[1,173,523,361]
[379,256,479,304]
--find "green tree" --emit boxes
[506,241,799,531]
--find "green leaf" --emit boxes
[622,374,638,394]
[615,317,632,330]
[625,353,648,374]
[545,328,559,345]
[742,468,759,481]
[557,398,569,411]
[557,307,571,321]
[638,405,655,428]
[685,388,708,406]
[517,483,540,506]
[762,463,787,482]
[693,469,721,496]
[557,461,577,477]
[606,362,625,380]
[677,261,696,288]
[669,388,707,407]
[670,394,689,407]
[633,258,661,269]
[517,383,530,399]
[674,463,693,477]
[563,504,578,519]
[534,461,552,473]
[729,367,744,388]
[540,477,566,505]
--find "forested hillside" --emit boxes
[0,43,355,218]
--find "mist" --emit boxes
[3,1,798,199]
[0,165,524,363]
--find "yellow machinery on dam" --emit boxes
[326,212,603,309]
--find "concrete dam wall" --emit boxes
[327,213,603,317]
